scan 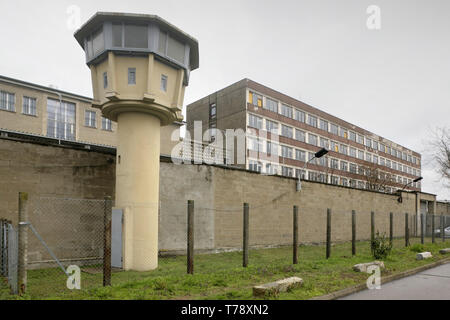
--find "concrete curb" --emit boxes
[310,257,450,300]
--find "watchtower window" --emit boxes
[128,68,136,85]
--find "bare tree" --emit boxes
[430,127,450,186]
[359,163,394,192]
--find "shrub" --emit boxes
[410,244,425,253]
[370,232,392,260]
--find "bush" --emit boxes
[410,244,425,253]
[371,232,392,260]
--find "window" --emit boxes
[167,36,186,64]
[46,99,76,140]
[340,145,348,155]
[22,97,37,116]
[317,173,327,183]
[357,135,364,145]
[380,157,385,166]
[358,150,364,160]
[266,119,278,134]
[330,159,339,169]
[349,147,356,158]
[341,178,348,187]
[349,131,356,142]
[340,128,348,139]
[85,110,96,128]
[379,143,385,152]
[103,72,108,89]
[281,146,293,159]
[398,164,402,172]
[386,146,391,155]
[295,129,305,142]
[281,125,293,139]
[319,119,328,131]
[266,163,278,175]
[209,103,217,119]
[128,68,136,85]
[386,160,391,169]
[318,156,328,167]
[308,171,318,182]
[392,162,397,171]
[124,24,148,48]
[308,133,318,146]
[282,166,293,177]
[249,91,263,107]
[248,137,262,152]
[294,109,305,122]
[265,98,278,113]
[341,161,348,172]
[160,75,168,92]
[320,138,329,149]
[350,163,357,174]
[92,27,105,55]
[331,141,339,153]
[0,91,15,111]
[330,123,339,135]
[296,169,306,179]
[248,114,262,129]
[281,104,293,118]
[366,153,372,163]
[350,179,357,188]
[102,117,112,131]
[308,115,318,128]
[408,155,412,163]
[365,138,372,148]
[373,155,378,164]
[331,176,339,185]
[372,141,378,150]
[249,160,262,173]
[112,23,123,47]
[296,149,306,162]
[357,181,365,189]
[266,141,279,156]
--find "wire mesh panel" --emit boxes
[25,197,112,297]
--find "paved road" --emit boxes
[340,263,450,300]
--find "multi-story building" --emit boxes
[187,79,422,192]
[0,75,182,155]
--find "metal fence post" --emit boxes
[352,210,356,256]
[389,212,393,246]
[326,209,331,259]
[293,206,298,265]
[371,211,375,244]
[187,200,194,274]
[442,215,445,243]
[103,196,112,286]
[431,214,435,244]
[420,214,424,244]
[0,219,3,276]
[18,192,28,295]
[243,203,249,268]
[405,213,410,247]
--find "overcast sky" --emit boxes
[1,0,449,199]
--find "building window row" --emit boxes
[247,114,420,177]
[247,91,420,166]
[247,159,421,191]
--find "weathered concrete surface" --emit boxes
[340,263,450,300]
[353,261,385,273]
[439,248,450,254]
[416,252,433,260]
[253,277,303,297]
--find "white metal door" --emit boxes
[111,209,123,269]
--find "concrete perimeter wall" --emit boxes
[0,137,439,260]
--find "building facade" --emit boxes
[187,79,422,192]
[0,75,182,155]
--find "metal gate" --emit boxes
[0,219,18,294]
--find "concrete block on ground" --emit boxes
[416,252,432,260]
[253,277,303,297]
[353,261,385,273]
[439,248,450,254]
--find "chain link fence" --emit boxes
[1,194,450,299]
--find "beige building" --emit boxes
[187,79,423,193]
[0,74,182,155]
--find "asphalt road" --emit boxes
[340,263,450,300]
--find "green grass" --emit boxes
[1,237,449,300]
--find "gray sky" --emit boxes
[1,0,449,199]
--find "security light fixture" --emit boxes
[296,148,328,191]
[397,177,423,203]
